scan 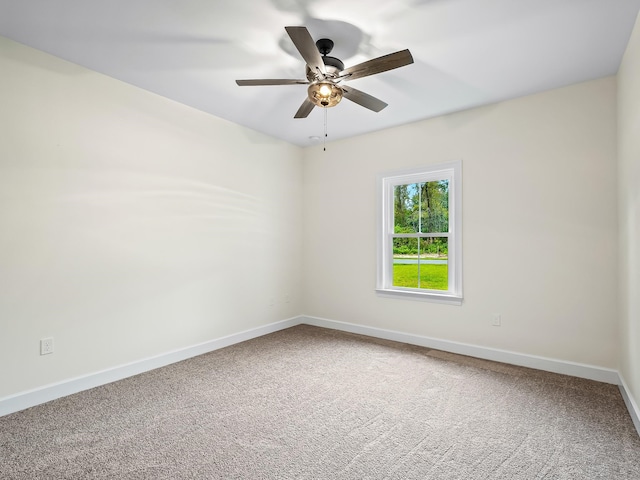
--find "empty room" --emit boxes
[1,1,640,478]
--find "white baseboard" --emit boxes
[300,315,620,384]
[0,317,300,417]
[618,374,640,437]
[3,314,635,438]
[303,313,639,438]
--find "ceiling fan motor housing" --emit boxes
[305,60,344,81]
[306,38,345,82]
[322,56,345,72]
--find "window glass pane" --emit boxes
[420,180,449,233]
[393,183,420,233]
[393,237,448,291]
[392,237,420,288]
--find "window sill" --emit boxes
[375,288,463,305]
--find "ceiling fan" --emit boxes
[236,26,414,118]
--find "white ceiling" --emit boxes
[1,0,639,147]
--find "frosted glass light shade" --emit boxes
[307,81,342,108]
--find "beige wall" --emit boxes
[303,77,618,368]
[0,37,303,398]
[618,12,640,410]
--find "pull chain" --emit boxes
[323,107,327,152]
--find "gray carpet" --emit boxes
[1,325,639,479]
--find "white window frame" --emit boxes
[376,160,463,305]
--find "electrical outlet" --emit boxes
[40,337,54,355]
[492,314,502,327]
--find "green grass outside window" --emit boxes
[392,264,448,290]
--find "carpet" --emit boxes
[1,325,639,479]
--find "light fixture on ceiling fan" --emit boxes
[236,26,414,118]
[308,80,343,107]
[305,38,344,108]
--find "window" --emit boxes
[376,160,462,304]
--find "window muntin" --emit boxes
[377,161,462,304]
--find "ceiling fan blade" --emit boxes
[285,26,326,76]
[339,49,414,82]
[341,85,388,112]
[236,79,308,86]
[294,98,315,118]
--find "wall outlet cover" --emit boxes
[40,337,54,355]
